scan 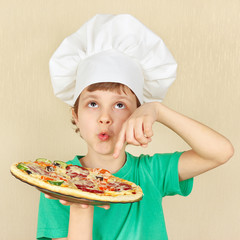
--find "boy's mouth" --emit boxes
[98,133,110,141]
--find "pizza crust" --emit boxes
[10,163,143,203]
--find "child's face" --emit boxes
[72,87,138,156]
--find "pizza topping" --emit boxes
[18,162,134,193]
[47,180,64,186]
[46,166,55,172]
[40,176,54,181]
[12,159,142,199]
[75,185,104,194]
[17,163,33,175]
[98,169,110,174]
[92,168,111,176]
[35,158,52,164]
[98,182,108,191]
[66,165,89,178]
[106,182,132,191]
[53,160,68,169]
[117,182,133,191]
[49,172,67,181]
[17,163,30,172]
[73,178,106,193]
[27,163,49,176]
[73,178,94,187]
[40,176,64,186]
[96,176,104,181]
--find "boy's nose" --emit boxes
[99,119,111,124]
[98,113,112,125]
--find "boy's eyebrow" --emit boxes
[81,94,99,101]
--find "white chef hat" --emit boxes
[49,14,177,106]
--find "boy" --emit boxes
[37,15,234,240]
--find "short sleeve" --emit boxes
[145,152,193,197]
[36,192,70,239]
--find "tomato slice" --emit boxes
[99,186,107,191]
[40,176,54,181]
[99,169,110,174]
[36,162,56,168]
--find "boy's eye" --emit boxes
[88,102,98,108]
[115,103,125,109]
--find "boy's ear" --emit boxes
[71,108,78,123]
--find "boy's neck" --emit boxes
[80,150,126,174]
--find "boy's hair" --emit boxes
[71,82,141,133]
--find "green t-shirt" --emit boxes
[37,152,193,240]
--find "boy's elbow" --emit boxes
[226,141,234,161]
[218,140,234,165]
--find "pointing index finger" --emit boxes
[113,126,126,159]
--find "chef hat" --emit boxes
[49,14,177,106]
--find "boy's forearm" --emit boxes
[155,102,234,163]
[67,205,94,240]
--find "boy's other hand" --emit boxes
[113,102,158,159]
[44,194,110,210]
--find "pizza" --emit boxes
[10,158,143,203]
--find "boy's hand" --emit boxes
[44,194,110,210]
[45,194,109,239]
[113,102,158,159]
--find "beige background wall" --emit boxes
[1,0,240,239]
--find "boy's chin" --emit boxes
[98,149,115,156]
[90,141,120,157]
[97,141,126,156]
[93,146,115,156]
